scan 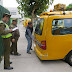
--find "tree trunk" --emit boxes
[31,2,38,25]
[31,7,36,25]
[31,12,35,25]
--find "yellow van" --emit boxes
[34,11,72,66]
[23,19,31,27]
[23,19,26,27]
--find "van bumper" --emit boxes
[33,44,48,60]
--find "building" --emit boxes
[0,0,3,6]
[7,7,21,24]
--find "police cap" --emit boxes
[3,13,11,18]
[12,19,17,22]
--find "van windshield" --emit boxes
[52,19,72,35]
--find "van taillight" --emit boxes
[41,41,46,50]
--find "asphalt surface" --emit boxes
[0,22,72,72]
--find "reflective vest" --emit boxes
[0,21,12,38]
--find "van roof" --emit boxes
[40,11,72,16]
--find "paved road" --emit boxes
[0,22,72,72]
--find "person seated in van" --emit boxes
[55,20,58,27]
[53,20,60,35]
[25,22,36,54]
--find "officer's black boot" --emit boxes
[4,67,13,70]
[10,62,12,64]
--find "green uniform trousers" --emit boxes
[3,37,10,68]
[11,40,18,54]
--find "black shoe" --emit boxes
[27,51,31,54]
[10,52,14,55]
[10,62,12,64]
[14,53,21,56]
[30,48,33,50]
[4,67,13,70]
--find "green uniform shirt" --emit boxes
[9,23,20,40]
[0,21,10,35]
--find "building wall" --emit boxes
[0,0,3,6]
[7,7,21,24]
[7,8,21,18]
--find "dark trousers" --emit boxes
[3,38,10,68]
[10,40,18,54]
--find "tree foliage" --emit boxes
[66,3,72,11]
[16,0,54,18]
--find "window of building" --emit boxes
[11,12,16,15]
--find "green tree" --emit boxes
[66,3,72,11]
[16,0,53,24]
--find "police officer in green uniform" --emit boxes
[0,13,13,70]
[9,19,21,56]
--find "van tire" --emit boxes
[65,51,72,66]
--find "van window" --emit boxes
[52,19,72,35]
[35,18,44,35]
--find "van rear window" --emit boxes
[52,19,72,35]
[34,18,44,35]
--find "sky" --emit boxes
[48,0,72,11]
[3,0,72,10]
[3,0,19,7]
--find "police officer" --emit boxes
[0,13,13,70]
[9,19,21,56]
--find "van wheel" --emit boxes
[65,52,72,66]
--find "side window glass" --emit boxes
[52,19,72,35]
